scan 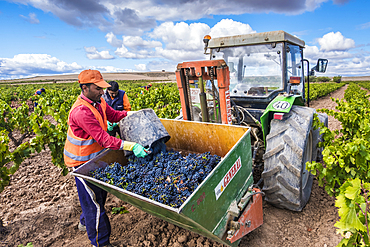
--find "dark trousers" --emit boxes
[74,176,111,246]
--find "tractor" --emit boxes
[175,30,328,211]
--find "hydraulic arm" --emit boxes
[175,59,232,124]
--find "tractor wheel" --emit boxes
[262,105,315,211]
[312,112,328,162]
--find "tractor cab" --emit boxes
[203,30,327,126]
[208,31,305,99]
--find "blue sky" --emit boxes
[0,0,369,80]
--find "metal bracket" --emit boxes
[226,188,263,243]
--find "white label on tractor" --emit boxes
[272,101,291,110]
[190,88,201,103]
[225,90,232,124]
[214,157,242,200]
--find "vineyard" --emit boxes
[0,80,370,246]
[0,81,181,193]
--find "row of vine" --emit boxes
[307,82,370,246]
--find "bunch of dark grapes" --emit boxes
[90,150,221,208]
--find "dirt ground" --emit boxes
[0,85,348,247]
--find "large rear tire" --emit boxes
[262,106,315,211]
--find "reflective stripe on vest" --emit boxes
[63,96,108,167]
[63,148,105,162]
[66,134,97,146]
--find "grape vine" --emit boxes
[307,83,370,246]
[305,82,346,101]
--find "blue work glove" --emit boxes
[107,121,114,131]
[132,143,150,158]
[112,122,118,128]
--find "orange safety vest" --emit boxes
[63,96,108,167]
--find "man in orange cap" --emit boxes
[141,82,152,91]
[64,69,149,247]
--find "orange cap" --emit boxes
[78,70,111,88]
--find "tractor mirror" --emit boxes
[313,58,328,73]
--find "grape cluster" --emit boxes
[90,150,221,208]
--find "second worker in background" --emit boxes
[102,81,131,138]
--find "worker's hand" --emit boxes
[132,143,150,158]
[126,111,136,117]
[112,122,118,128]
[107,121,114,131]
[123,141,149,158]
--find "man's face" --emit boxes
[83,84,104,102]
[108,90,118,98]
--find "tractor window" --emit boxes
[211,43,283,97]
[286,44,304,95]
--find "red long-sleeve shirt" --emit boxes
[69,93,127,150]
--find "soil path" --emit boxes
[0,85,348,247]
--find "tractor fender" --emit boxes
[260,95,305,144]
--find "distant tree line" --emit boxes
[305,75,342,83]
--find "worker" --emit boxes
[34,88,46,95]
[141,83,152,91]
[102,81,131,138]
[33,88,46,107]
[63,69,149,247]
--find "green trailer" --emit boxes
[71,119,263,246]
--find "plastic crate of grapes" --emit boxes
[71,119,254,246]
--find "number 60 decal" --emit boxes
[272,101,291,110]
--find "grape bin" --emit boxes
[71,119,263,246]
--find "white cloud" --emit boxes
[84,46,114,59]
[317,31,355,52]
[20,12,40,24]
[115,45,152,59]
[0,54,132,79]
[358,22,370,30]
[146,60,177,73]
[155,47,207,61]
[304,32,370,76]
[304,0,328,11]
[150,22,210,51]
[93,66,134,73]
[325,57,370,76]
[305,45,353,61]
[112,21,210,60]
[0,54,83,79]
[111,19,255,62]
[209,19,255,38]
[106,32,123,47]
[135,64,147,71]
[109,34,161,59]
[123,36,162,49]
